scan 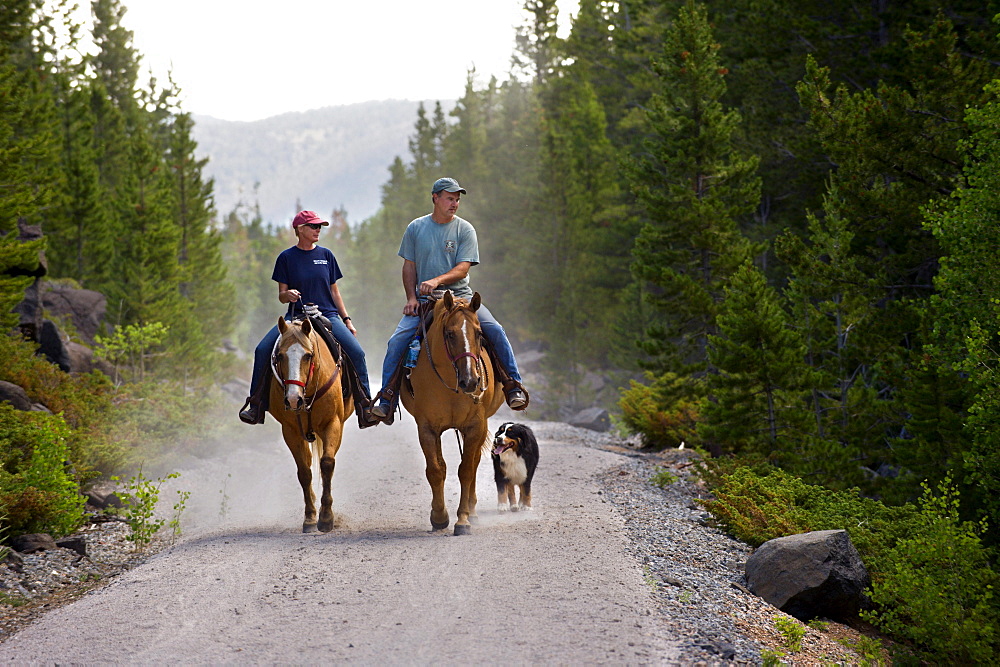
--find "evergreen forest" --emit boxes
[3,0,1000,660]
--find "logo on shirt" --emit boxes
[444,240,456,253]
[313,259,328,265]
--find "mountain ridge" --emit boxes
[192,99,452,226]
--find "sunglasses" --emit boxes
[301,223,323,230]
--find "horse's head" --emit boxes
[436,291,486,397]
[275,317,317,411]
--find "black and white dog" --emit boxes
[491,422,539,512]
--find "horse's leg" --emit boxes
[418,423,448,530]
[317,419,344,533]
[454,423,487,536]
[282,423,317,532]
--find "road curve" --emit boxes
[0,413,683,664]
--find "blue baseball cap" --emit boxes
[431,177,466,194]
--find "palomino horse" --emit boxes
[400,291,504,535]
[269,316,352,533]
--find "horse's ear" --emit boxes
[301,317,312,335]
[470,292,481,312]
[278,317,288,333]
[443,290,454,309]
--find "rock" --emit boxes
[56,536,88,557]
[3,549,24,572]
[221,378,251,402]
[86,491,109,508]
[515,349,546,373]
[11,533,57,554]
[8,220,47,343]
[103,492,125,509]
[66,339,114,375]
[745,529,870,621]
[0,380,33,411]
[41,281,107,346]
[38,319,72,372]
[568,407,611,432]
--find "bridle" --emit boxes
[421,304,489,399]
[270,319,342,440]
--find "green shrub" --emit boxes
[862,478,999,664]
[649,466,677,488]
[0,405,85,537]
[0,335,127,477]
[113,468,180,550]
[698,464,919,558]
[774,616,805,652]
[618,372,703,449]
[701,464,1000,664]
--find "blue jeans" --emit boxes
[378,303,521,404]
[250,316,370,410]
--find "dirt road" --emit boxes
[0,413,683,663]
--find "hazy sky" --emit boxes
[112,0,579,122]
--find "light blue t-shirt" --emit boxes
[398,214,479,298]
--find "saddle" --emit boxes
[308,314,378,429]
[374,293,528,420]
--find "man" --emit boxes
[370,177,528,420]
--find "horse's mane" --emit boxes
[281,319,315,350]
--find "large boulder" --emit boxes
[0,380,32,410]
[745,529,870,621]
[568,407,611,432]
[12,533,57,554]
[42,281,107,346]
[38,318,72,372]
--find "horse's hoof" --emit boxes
[302,523,318,533]
[469,514,479,524]
[318,520,334,533]
[454,524,472,536]
[431,518,450,531]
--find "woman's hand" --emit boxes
[346,320,358,336]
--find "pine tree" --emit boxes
[532,68,627,406]
[923,86,1000,535]
[776,196,885,490]
[512,0,562,86]
[700,262,808,458]
[161,108,237,375]
[625,0,762,376]
[0,0,57,331]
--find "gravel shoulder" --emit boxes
[0,415,878,664]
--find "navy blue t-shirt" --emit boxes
[272,245,344,319]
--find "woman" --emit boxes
[239,210,372,425]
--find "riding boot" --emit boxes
[502,378,529,411]
[371,359,408,425]
[239,374,271,425]
[480,333,530,411]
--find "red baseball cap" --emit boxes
[292,210,329,228]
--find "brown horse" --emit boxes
[400,291,505,535]
[268,316,352,533]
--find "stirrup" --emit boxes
[238,397,263,425]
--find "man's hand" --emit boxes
[403,297,420,316]
[418,280,438,296]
